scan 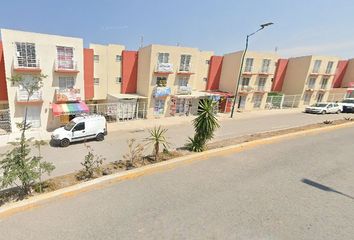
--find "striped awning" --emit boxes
[52,102,89,116]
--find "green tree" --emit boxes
[187,98,220,152]
[33,140,54,193]
[0,74,53,196]
[145,126,170,161]
[77,144,105,180]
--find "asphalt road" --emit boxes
[0,124,353,239]
[0,111,349,177]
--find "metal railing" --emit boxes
[0,109,11,134]
[155,63,173,72]
[178,64,191,72]
[86,101,147,122]
[17,89,42,102]
[55,60,78,71]
[14,57,40,69]
[266,95,302,109]
[176,85,192,95]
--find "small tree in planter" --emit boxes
[0,74,54,196]
[123,138,145,169]
[145,126,170,161]
[77,144,105,180]
[187,98,220,152]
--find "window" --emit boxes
[156,77,167,87]
[303,92,312,105]
[154,99,165,115]
[73,122,85,131]
[158,53,169,63]
[115,55,122,62]
[57,46,74,69]
[321,77,329,89]
[241,77,250,87]
[325,61,334,74]
[26,106,41,128]
[308,78,316,88]
[253,94,263,108]
[15,42,37,68]
[179,77,189,87]
[94,78,100,85]
[258,78,266,91]
[59,77,75,90]
[312,60,322,73]
[94,55,99,63]
[261,59,271,73]
[316,92,324,102]
[179,54,191,71]
[205,60,210,64]
[116,77,122,84]
[244,58,254,72]
[203,77,208,82]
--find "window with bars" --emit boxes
[178,77,189,87]
[258,77,266,91]
[15,42,38,68]
[303,92,312,105]
[253,94,263,108]
[321,78,329,89]
[241,77,250,87]
[179,55,191,71]
[94,78,100,85]
[59,77,75,90]
[308,78,316,88]
[244,58,254,72]
[57,46,74,69]
[158,53,169,63]
[261,59,271,73]
[116,55,122,62]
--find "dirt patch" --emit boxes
[1,118,353,207]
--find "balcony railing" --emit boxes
[258,67,275,75]
[153,86,171,97]
[239,85,254,93]
[178,64,191,72]
[255,86,266,92]
[319,85,328,91]
[155,63,173,73]
[55,88,81,102]
[176,85,192,95]
[243,66,253,73]
[55,60,79,73]
[16,89,42,102]
[13,57,41,72]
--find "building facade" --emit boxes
[0,29,87,133]
[218,51,279,111]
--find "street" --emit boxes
[0,110,349,177]
[0,125,353,239]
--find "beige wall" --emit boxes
[341,58,354,87]
[219,51,279,111]
[1,29,84,133]
[137,44,213,117]
[282,55,340,106]
[89,43,125,100]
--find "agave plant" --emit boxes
[187,98,220,152]
[145,126,170,161]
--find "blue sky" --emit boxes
[1,0,354,58]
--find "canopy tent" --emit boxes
[52,102,89,116]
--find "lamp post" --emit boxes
[230,22,274,118]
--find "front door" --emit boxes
[71,122,86,142]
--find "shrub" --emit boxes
[123,139,145,169]
[145,126,170,161]
[77,144,105,180]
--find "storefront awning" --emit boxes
[52,102,89,116]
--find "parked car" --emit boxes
[338,98,354,113]
[305,102,341,114]
[51,115,107,147]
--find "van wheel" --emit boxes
[96,133,104,141]
[336,110,341,114]
[60,138,70,147]
[321,110,326,115]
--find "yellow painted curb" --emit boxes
[0,121,353,218]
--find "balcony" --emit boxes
[55,88,81,102]
[239,85,254,93]
[154,63,173,75]
[153,86,171,98]
[16,89,43,104]
[176,85,192,95]
[258,67,275,75]
[13,58,41,73]
[177,64,194,75]
[242,66,256,75]
[254,86,267,93]
[55,60,79,74]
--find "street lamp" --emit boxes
[230,22,274,118]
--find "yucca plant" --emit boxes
[145,126,170,161]
[187,98,220,152]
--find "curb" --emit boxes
[1,121,353,218]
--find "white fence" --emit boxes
[0,109,11,134]
[87,101,147,122]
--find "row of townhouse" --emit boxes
[0,28,353,134]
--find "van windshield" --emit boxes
[311,103,327,108]
[64,121,76,131]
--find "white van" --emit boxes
[51,115,107,147]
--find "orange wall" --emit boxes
[271,59,289,92]
[0,41,8,101]
[121,50,138,94]
[206,56,223,90]
[332,60,348,88]
[84,48,94,100]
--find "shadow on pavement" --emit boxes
[301,178,354,200]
